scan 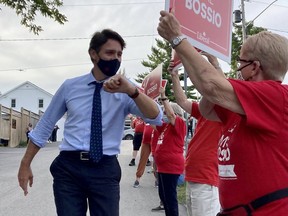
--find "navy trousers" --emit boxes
[158,172,180,216]
[50,152,121,216]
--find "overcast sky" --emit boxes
[0,0,288,95]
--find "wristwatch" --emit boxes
[170,35,186,49]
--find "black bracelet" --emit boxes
[159,97,168,101]
[129,88,139,99]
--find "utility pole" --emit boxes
[241,0,247,42]
[240,0,278,42]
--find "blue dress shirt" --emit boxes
[29,72,163,155]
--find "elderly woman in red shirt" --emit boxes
[153,87,186,216]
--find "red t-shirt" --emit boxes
[154,116,186,175]
[150,128,159,156]
[185,102,221,187]
[142,124,153,145]
[215,79,288,214]
[132,117,145,133]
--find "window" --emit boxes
[38,99,44,108]
[11,99,16,108]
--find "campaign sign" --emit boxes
[165,0,233,63]
[162,79,168,89]
[142,64,162,99]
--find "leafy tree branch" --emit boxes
[0,0,68,34]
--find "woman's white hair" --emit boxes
[242,31,288,81]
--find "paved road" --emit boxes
[0,141,187,216]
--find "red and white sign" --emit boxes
[165,0,233,63]
[142,64,163,99]
[162,79,168,89]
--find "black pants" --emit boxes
[50,152,121,216]
[158,172,180,216]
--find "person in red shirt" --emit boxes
[133,123,154,187]
[129,116,145,166]
[153,87,186,216]
[170,52,222,216]
[158,13,288,215]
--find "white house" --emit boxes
[0,81,65,141]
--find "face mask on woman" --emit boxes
[236,70,245,81]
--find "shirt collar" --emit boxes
[87,69,108,85]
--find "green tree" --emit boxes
[0,0,68,34]
[136,38,196,102]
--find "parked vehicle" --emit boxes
[122,128,134,140]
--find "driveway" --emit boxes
[0,141,187,216]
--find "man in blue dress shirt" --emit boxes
[17,29,163,216]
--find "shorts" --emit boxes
[133,132,143,150]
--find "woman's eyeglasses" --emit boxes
[236,56,254,71]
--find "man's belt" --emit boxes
[60,151,117,161]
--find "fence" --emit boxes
[0,104,43,147]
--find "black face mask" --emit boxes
[97,58,121,77]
